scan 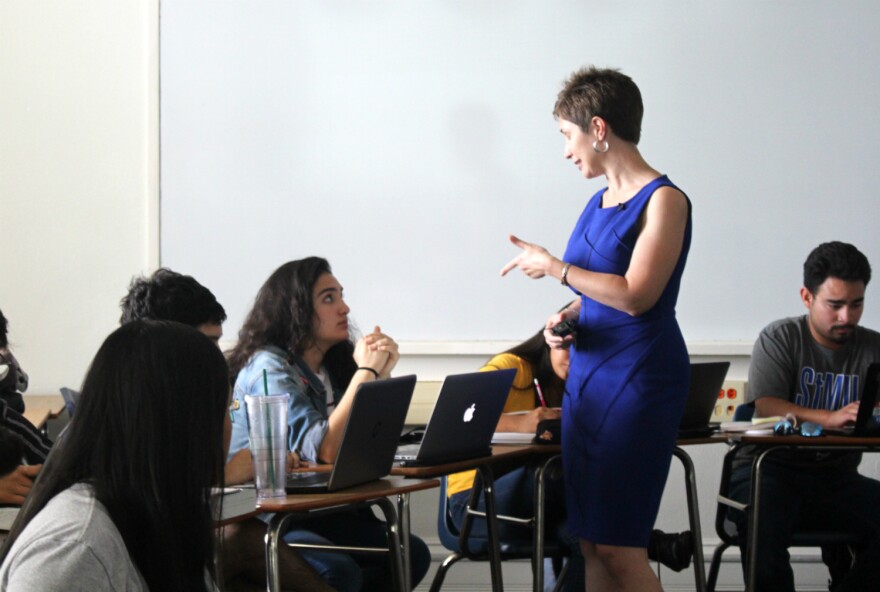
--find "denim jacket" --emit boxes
[228,346,342,463]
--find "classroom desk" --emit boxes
[525,438,721,592]
[21,394,66,431]
[730,434,880,592]
[257,477,439,592]
[392,445,539,592]
[215,487,262,526]
[389,437,722,592]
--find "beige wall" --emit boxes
[0,0,159,394]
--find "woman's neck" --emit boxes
[601,146,660,206]
[301,346,325,374]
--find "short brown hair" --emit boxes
[553,66,644,144]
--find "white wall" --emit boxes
[0,0,159,394]
[160,0,880,347]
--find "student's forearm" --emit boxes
[755,397,830,424]
[318,370,375,462]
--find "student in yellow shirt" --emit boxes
[446,325,577,588]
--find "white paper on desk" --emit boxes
[211,487,257,521]
[744,428,775,435]
[492,432,536,444]
[0,507,19,531]
[719,421,754,432]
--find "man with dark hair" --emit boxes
[729,241,880,591]
[119,269,332,592]
[120,268,226,344]
[0,309,51,508]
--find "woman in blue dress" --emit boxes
[501,66,692,591]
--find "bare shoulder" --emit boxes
[639,186,688,233]
[649,185,689,213]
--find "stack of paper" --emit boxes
[491,432,536,444]
[719,420,777,435]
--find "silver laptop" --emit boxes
[394,368,516,466]
[678,361,730,439]
[286,374,416,493]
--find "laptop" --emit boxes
[285,374,416,493]
[394,368,516,466]
[827,362,880,436]
[677,361,730,439]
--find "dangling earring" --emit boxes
[592,139,609,153]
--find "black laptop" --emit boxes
[677,361,730,439]
[394,368,516,466]
[827,362,880,436]
[286,374,416,493]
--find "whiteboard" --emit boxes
[160,0,880,345]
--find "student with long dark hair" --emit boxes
[0,321,229,591]
[119,268,331,591]
[227,257,431,592]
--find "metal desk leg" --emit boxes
[746,447,773,592]
[476,466,505,592]
[373,497,409,592]
[398,492,412,591]
[533,454,562,592]
[673,446,707,592]
[266,512,298,592]
[265,501,409,592]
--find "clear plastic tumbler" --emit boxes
[244,393,289,499]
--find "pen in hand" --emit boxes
[534,378,547,408]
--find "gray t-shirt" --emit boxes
[744,315,880,469]
[0,483,147,591]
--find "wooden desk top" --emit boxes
[735,434,880,447]
[257,477,439,513]
[677,433,731,446]
[389,438,728,480]
[22,394,66,429]
[390,444,542,478]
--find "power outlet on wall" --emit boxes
[713,380,748,422]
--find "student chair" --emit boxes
[706,404,865,591]
[429,457,570,592]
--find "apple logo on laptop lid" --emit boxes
[463,403,476,422]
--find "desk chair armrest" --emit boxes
[717,494,748,513]
[466,507,533,527]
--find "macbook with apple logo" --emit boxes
[394,368,516,466]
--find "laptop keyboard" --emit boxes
[394,444,420,459]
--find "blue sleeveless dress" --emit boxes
[561,175,692,547]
